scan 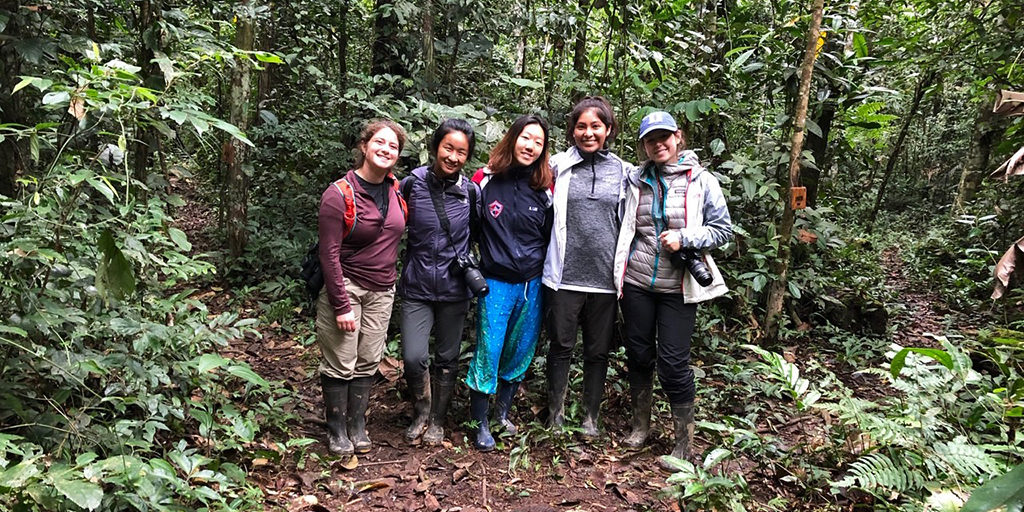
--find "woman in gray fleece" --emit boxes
[541,96,635,439]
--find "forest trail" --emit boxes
[881,246,964,348]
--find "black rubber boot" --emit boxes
[660,402,696,471]
[423,367,456,446]
[494,380,519,436]
[545,360,571,429]
[347,376,373,454]
[321,375,354,455]
[580,363,607,440]
[469,390,494,452]
[403,371,431,443]
[622,371,654,449]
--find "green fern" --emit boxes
[845,452,926,493]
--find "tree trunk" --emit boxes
[955,98,1001,208]
[257,1,276,109]
[867,70,935,231]
[371,0,405,84]
[804,99,835,208]
[132,0,161,194]
[0,12,26,198]
[443,11,463,91]
[422,0,436,85]
[571,0,590,102]
[763,0,824,340]
[225,0,255,258]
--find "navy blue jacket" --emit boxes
[472,166,553,283]
[398,166,481,302]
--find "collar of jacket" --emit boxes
[413,165,467,195]
[551,146,611,176]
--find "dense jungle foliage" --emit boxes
[1,0,1023,510]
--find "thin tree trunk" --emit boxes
[226,0,255,258]
[955,98,1001,208]
[867,70,935,232]
[804,98,835,207]
[444,12,463,89]
[132,0,160,195]
[571,0,590,102]
[0,13,26,198]
[763,0,825,340]
[422,0,436,85]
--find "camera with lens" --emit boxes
[670,249,714,287]
[456,253,490,297]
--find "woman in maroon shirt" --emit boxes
[317,119,408,455]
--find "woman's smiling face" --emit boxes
[514,123,546,167]
[433,130,470,178]
[573,108,609,154]
[642,129,683,165]
[361,127,401,172]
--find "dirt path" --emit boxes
[881,246,961,348]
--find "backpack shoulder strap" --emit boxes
[332,178,357,240]
[390,176,408,221]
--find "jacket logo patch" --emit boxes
[529,206,539,212]
[489,200,504,218]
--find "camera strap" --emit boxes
[426,177,461,253]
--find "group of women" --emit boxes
[315,97,732,468]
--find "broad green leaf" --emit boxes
[0,325,28,338]
[253,52,283,63]
[891,347,955,379]
[960,463,1024,512]
[167,227,192,252]
[196,353,228,373]
[503,76,543,89]
[0,460,40,488]
[685,101,700,122]
[710,139,726,156]
[96,229,136,300]
[227,365,270,388]
[805,118,823,139]
[852,33,869,59]
[703,448,732,470]
[12,77,35,95]
[52,477,103,510]
[42,91,70,105]
[87,177,117,204]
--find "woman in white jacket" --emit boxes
[542,96,635,439]
[612,111,732,468]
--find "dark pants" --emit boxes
[620,284,697,405]
[544,287,617,365]
[400,299,470,381]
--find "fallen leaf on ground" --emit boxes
[424,493,441,511]
[452,467,469,483]
[337,455,359,471]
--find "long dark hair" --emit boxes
[429,118,476,161]
[486,115,552,191]
[567,96,619,147]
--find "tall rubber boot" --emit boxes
[347,376,373,454]
[545,360,571,429]
[403,371,431,443]
[469,390,495,452]
[660,402,695,471]
[494,380,519,436]
[423,367,456,446]
[580,363,607,440]
[622,371,654,449]
[320,375,353,455]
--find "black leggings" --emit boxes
[620,284,697,405]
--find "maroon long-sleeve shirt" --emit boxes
[318,170,406,316]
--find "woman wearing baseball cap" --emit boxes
[611,110,732,468]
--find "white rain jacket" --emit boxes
[542,146,636,292]
[613,150,732,303]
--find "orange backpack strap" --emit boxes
[388,174,408,222]
[332,178,358,240]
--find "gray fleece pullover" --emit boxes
[561,150,623,292]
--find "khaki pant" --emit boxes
[316,278,396,379]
